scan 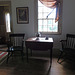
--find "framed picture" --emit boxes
[16,7,29,24]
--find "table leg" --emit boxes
[26,47,28,62]
[50,48,52,67]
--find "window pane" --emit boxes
[38,13,43,19]
[38,7,43,13]
[38,20,42,25]
[43,20,47,25]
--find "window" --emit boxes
[38,0,62,34]
[5,12,11,32]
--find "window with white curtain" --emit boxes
[5,12,11,32]
[37,0,62,34]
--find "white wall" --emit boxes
[51,0,75,49]
[11,0,35,39]
[0,0,75,49]
[62,0,75,34]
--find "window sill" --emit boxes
[39,32,61,35]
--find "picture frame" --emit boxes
[16,7,29,24]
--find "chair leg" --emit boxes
[31,49,32,56]
[57,51,63,63]
[21,51,24,61]
[7,51,14,63]
[7,52,10,63]
[11,51,14,60]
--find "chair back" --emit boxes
[66,34,75,49]
[9,33,25,47]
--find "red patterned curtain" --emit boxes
[39,0,61,22]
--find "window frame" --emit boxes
[34,0,62,35]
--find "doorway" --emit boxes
[0,1,12,41]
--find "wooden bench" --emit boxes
[57,34,75,63]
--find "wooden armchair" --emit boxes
[57,34,75,63]
[7,33,25,63]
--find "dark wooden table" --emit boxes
[25,37,53,67]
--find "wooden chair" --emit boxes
[57,34,75,63]
[7,33,25,63]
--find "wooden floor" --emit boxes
[48,58,75,75]
[0,54,75,75]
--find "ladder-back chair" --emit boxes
[7,33,25,63]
